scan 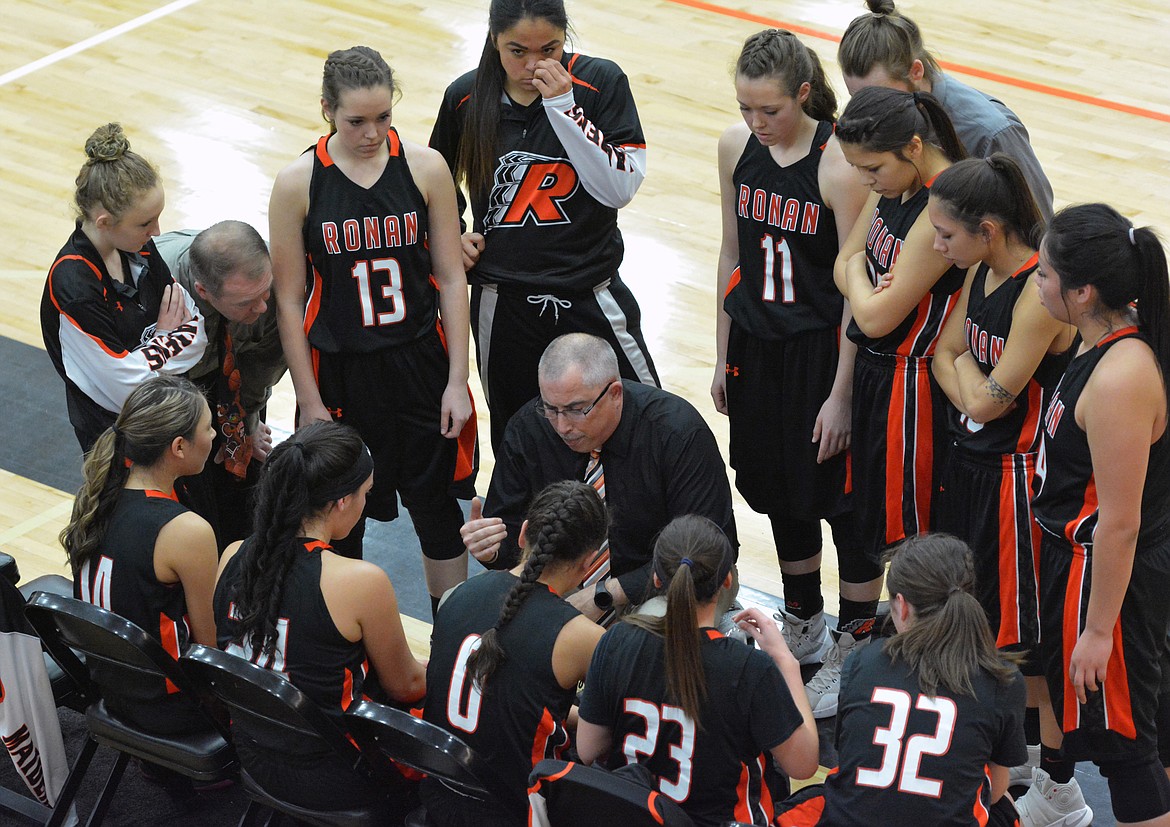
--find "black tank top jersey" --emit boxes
[430,53,644,293]
[579,624,802,827]
[74,488,191,699]
[846,185,965,356]
[1032,328,1170,548]
[302,127,439,354]
[723,121,842,341]
[824,644,1026,827]
[214,538,369,727]
[949,258,1069,454]
[424,571,581,802]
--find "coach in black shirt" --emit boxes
[461,333,737,619]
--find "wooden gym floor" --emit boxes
[3,0,1169,654]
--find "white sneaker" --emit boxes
[1014,767,1092,827]
[774,608,832,665]
[1008,743,1041,789]
[804,621,872,719]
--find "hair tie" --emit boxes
[680,557,694,569]
[110,424,121,438]
[947,586,962,597]
[1128,227,1137,246]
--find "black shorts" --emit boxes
[1040,531,1170,763]
[851,348,949,562]
[471,276,659,450]
[314,329,468,523]
[936,446,1041,662]
[725,324,850,520]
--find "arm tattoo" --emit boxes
[985,375,1017,404]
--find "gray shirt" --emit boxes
[154,229,286,433]
[931,72,1054,221]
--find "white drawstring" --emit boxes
[527,294,572,323]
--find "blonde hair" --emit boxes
[73,123,159,221]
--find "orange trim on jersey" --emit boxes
[645,791,666,825]
[158,613,182,694]
[315,135,334,167]
[1097,325,1140,348]
[732,761,753,823]
[884,365,909,546]
[895,295,934,358]
[304,265,324,336]
[386,128,401,156]
[303,539,331,553]
[47,255,133,359]
[1105,618,1137,739]
[996,456,1021,647]
[912,363,935,528]
[432,316,480,484]
[144,488,179,501]
[973,765,991,826]
[1013,253,1041,277]
[775,793,825,827]
[341,667,355,712]
[1061,547,1088,731]
[660,0,1170,124]
[530,707,559,770]
[1063,475,1098,547]
[565,53,600,93]
[725,265,741,297]
[1015,382,1044,453]
[456,93,471,111]
[705,628,724,641]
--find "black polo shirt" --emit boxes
[485,381,737,603]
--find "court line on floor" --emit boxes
[0,0,201,87]
[662,0,1170,123]
[0,499,74,546]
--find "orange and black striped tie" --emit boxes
[582,449,610,587]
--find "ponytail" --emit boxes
[1043,204,1170,394]
[628,515,734,728]
[838,0,940,85]
[467,480,607,690]
[735,29,837,122]
[61,376,205,577]
[234,422,373,659]
[883,534,1017,697]
[837,86,966,163]
[931,154,1042,245]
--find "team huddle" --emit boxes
[34,0,1170,825]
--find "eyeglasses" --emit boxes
[537,380,617,422]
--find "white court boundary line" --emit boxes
[0,0,201,87]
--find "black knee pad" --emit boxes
[829,513,883,584]
[769,515,821,563]
[1101,755,1170,822]
[404,496,466,561]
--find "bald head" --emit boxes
[538,334,620,387]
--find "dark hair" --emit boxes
[628,515,733,728]
[838,0,940,85]
[74,123,160,221]
[188,220,270,296]
[836,86,965,163]
[930,154,1042,245]
[883,534,1017,697]
[232,422,374,659]
[467,480,608,689]
[321,46,398,131]
[1043,204,1170,392]
[456,0,571,194]
[61,376,206,576]
[736,29,837,122]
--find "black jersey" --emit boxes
[424,571,581,814]
[1032,328,1170,548]
[845,186,964,357]
[949,257,1068,455]
[824,644,1026,827]
[214,538,369,728]
[430,52,645,293]
[74,489,192,702]
[579,624,801,827]
[302,128,439,354]
[723,122,842,340]
[41,225,205,450]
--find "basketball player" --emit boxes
[430,0,659,451]
[1029,205,1170,827]
[269,46,475,616]
[713,28,877,720]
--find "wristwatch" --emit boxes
[593,579,614,611]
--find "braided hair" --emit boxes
[231,421,373,660]
[627,515,734,729]
[466,480,607,689]
[835,85,966,164]
[61,376,207,577]
[320,46,399,132]
[736,29,837,122]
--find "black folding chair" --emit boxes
[181,643,398,827]
[527,759,696,827]
[343,698,508,825]
[23,591,236,827]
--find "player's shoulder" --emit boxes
[442,68,478,106]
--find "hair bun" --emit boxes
[84,123,130,163]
